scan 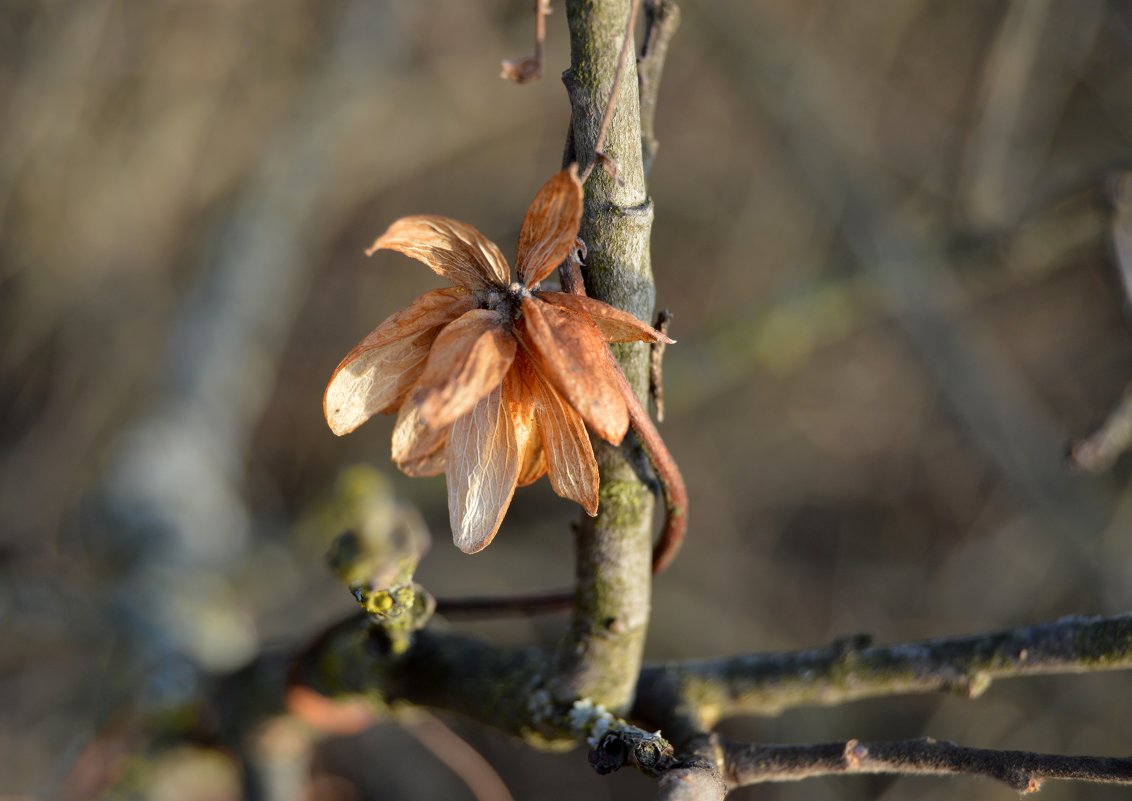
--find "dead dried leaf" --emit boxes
[446,385,521,553]
[324,288,473,435]
[392,400,448,477]
[368,216,510,290]
[506,355,549,487]
[500,56,542,84]
[529,368,598,515]
[537,291,675,344]
[414,309,516,429]
[516,168,584,288]
[518,297,629,444]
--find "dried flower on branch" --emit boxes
[324,167,672,553]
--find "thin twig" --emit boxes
[1069,382,1132,471]
[403,711,516,801]
[649,309,672,421]
[435,589,573,617]
[637,0,681,177]
[634,612,1132,725]
[722,737,1132,794]
[559,237,587,295]
[501,0,551,84]
[578,0,642,183]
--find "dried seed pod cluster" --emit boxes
[325,167,672,553]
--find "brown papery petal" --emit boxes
[537,292,675,344]
[517,298,629,444]
[529,373,599,515]
[517,431,547,487]
[392,400,449,477]
[446,385,521,553]
[506,355,548,487]
[516,167,584,288]
[368,216,510,290]
[414,309,516,429]
[324,288,473,436]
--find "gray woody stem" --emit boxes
[550,0,656,715]
[281,610,1132,792]
[633,612,1132,726]
[722,738,1132,794]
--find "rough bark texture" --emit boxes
[550,0,656,715]
[633,613,1132,726]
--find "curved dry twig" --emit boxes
[435,589,573,617]
[610,346,687,573]
[403,711,516,801]
[1069,381,1132,472]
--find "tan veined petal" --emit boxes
[529,372,599,515]
[392,399,449,477]
[367,216,510,290]
[446,384,521,553]
[414,309,517,429]
[505,355,548,487]
[516,297,629,444]
[537,292,675,344]
[324,288,474,436]
[516,166,584,288]
[517,429,547,487]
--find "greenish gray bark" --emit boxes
[549,0,657,715]
[632,613,1132,727]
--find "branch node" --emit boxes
[589,728,677,777]
[843,739,868,767]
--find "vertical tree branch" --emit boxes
[551,0,655,715]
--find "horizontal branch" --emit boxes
[722,737,1132,794]
[199,610,1132,799]
[634,612,1132,725]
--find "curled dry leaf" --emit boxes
[324,168,672,552]
[517,165,584,287]
[501,57,542,84]
[447,384,520,553]
[367,216,509,289]
[518,298,630,445]
[325,288,473,435]
[392,402,448,477]
[538,291,675,344]
[414,309,516,429]
[525,358,598,515]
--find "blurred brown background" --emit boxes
[4,1,1132,799]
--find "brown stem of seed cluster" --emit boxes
[610,347,687,573]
